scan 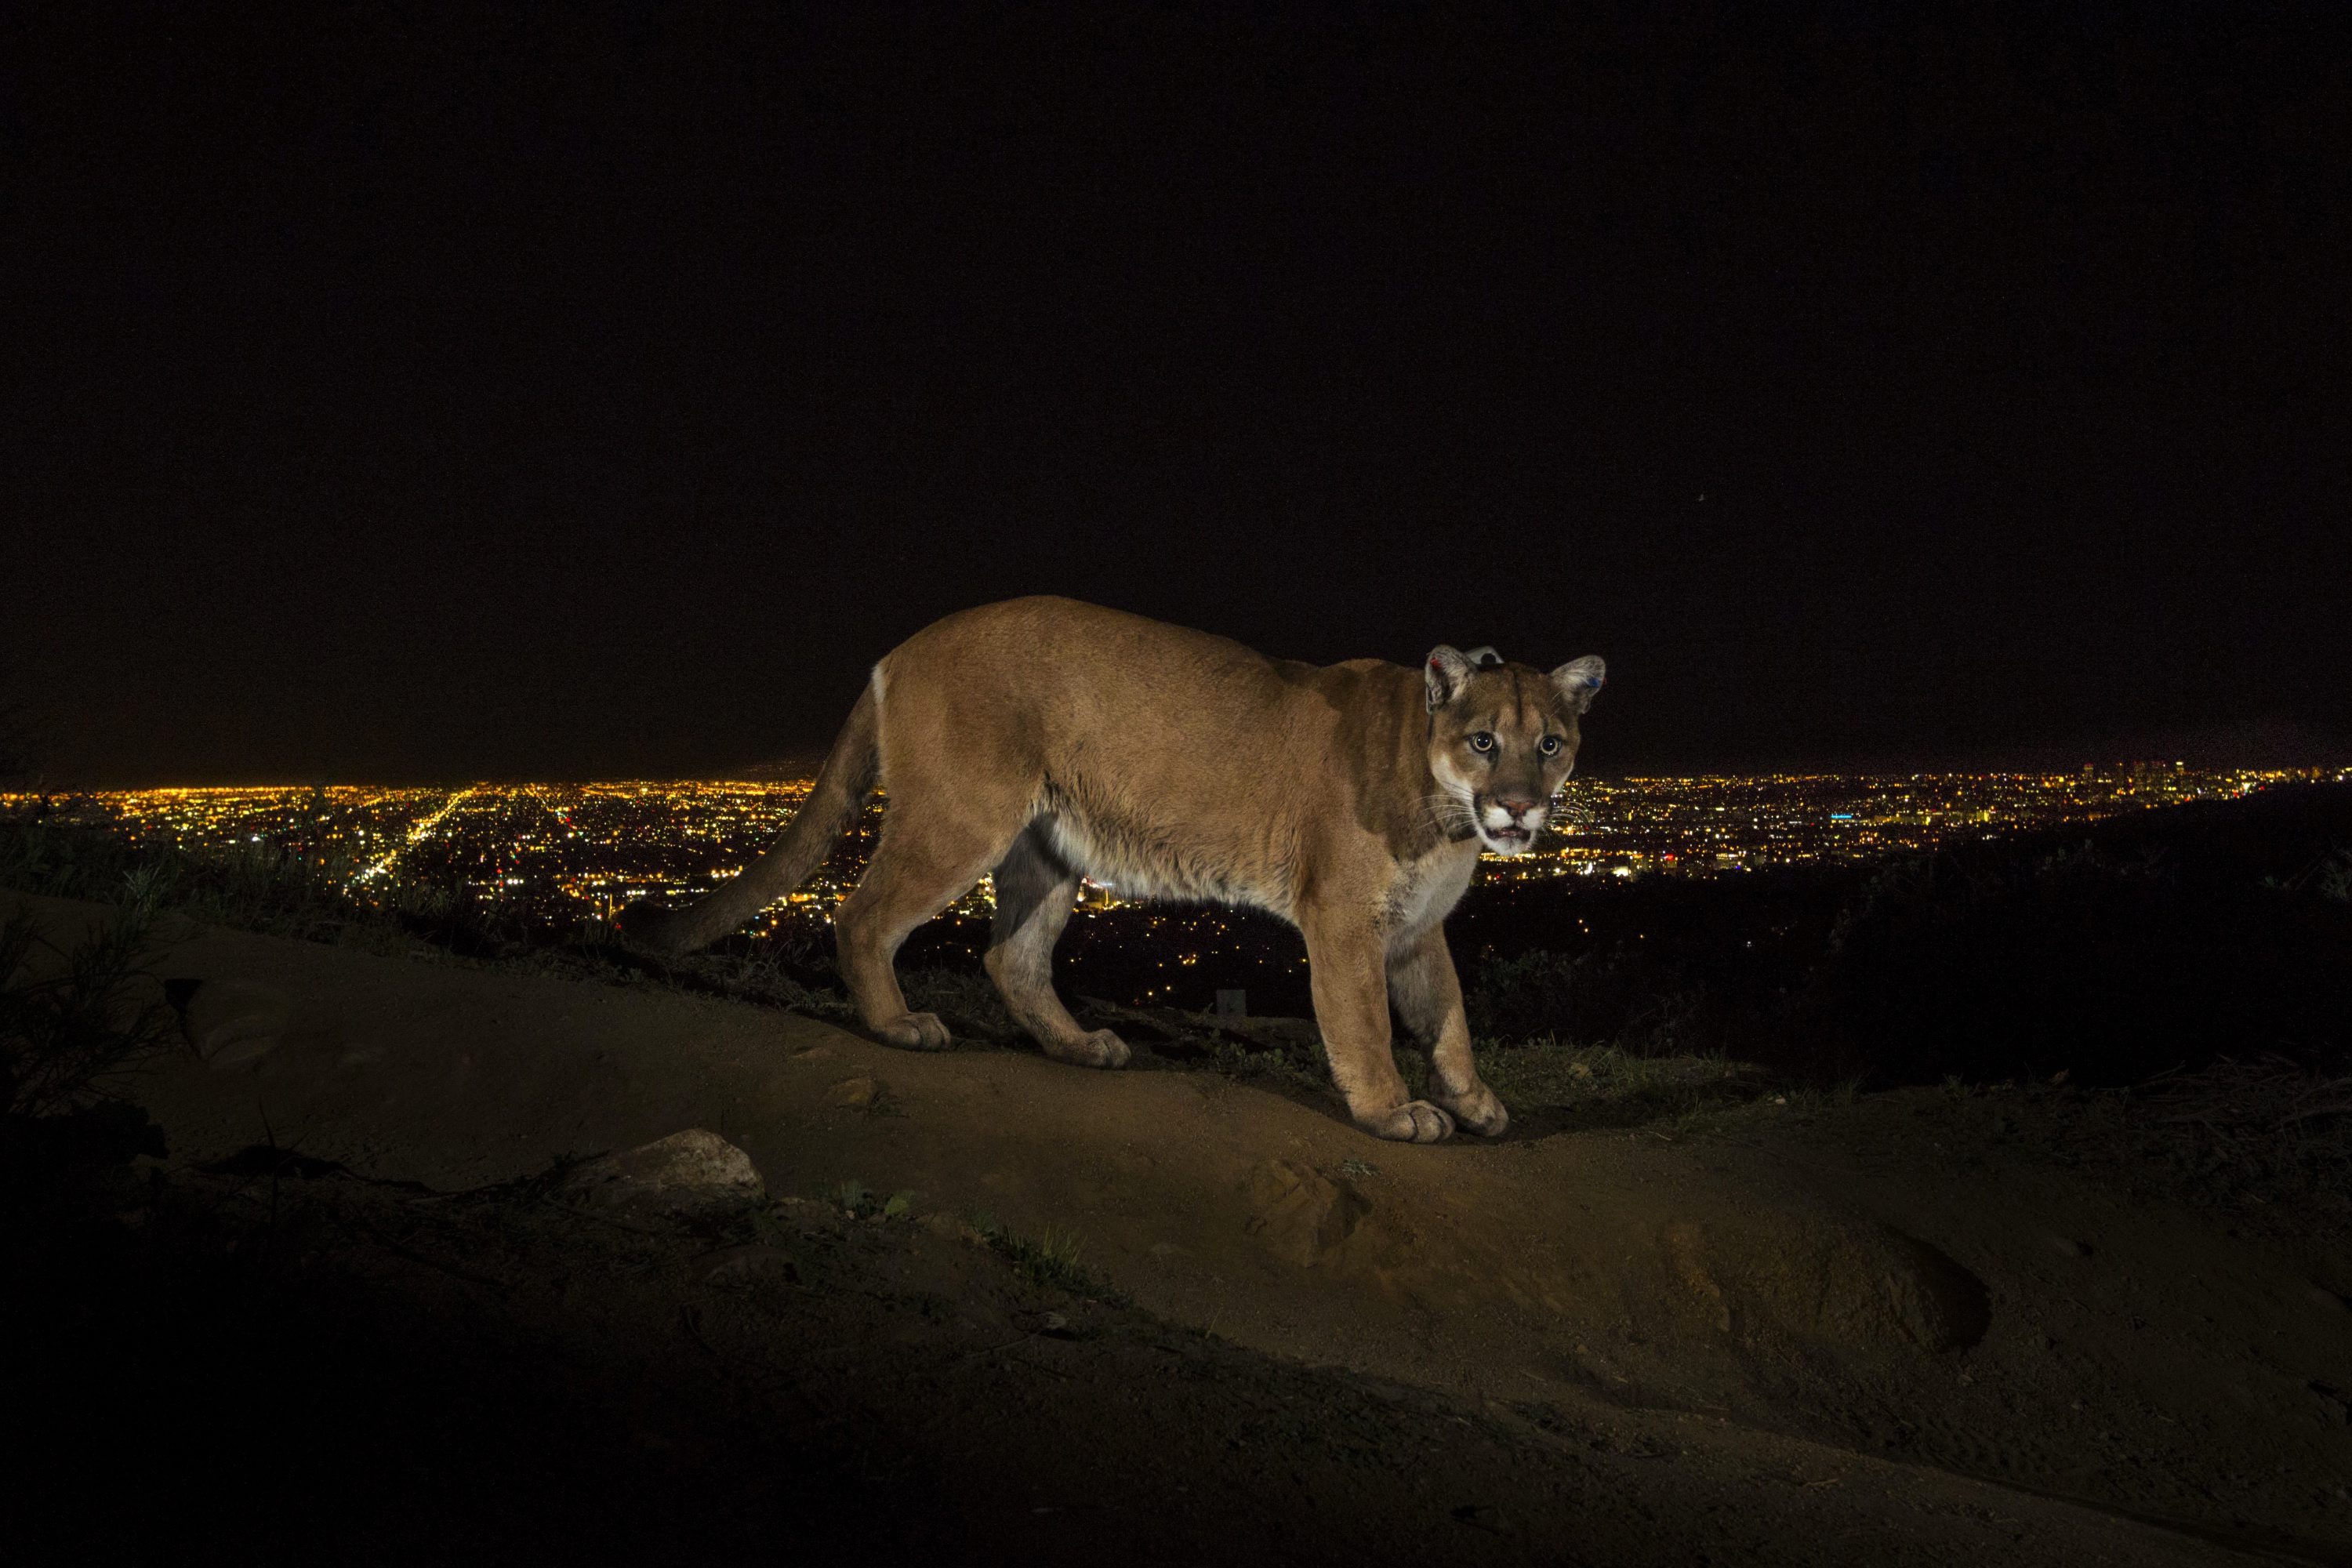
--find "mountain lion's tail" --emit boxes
[619,686,880,957]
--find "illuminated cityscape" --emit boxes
[8,765,2339,931]
[1515,764,2345,880]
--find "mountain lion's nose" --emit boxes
[1496,797,1537,819]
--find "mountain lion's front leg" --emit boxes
[1301,912,1455,1142]
[1387,925,1508,1138]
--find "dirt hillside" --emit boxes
[47,895,2352,1564]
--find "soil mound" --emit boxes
[20,894,2347,1562]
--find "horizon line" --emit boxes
[7,762,2348,797]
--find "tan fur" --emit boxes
[625,597,1604,1143]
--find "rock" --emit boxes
[179,978,293,1069]
[1243,1159,1370,1268]
[2045,1234,2092,1259]
[829,1075,879,1109]
[1659,1216,1991,1355]
[563,1129,765,1218]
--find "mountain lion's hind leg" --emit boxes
[1302,912,1455,1142]
[984,825,1129,1069]
[835,810,1019,1053]
[1388,926,1508,1137]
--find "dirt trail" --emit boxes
[66,897,2350,1563]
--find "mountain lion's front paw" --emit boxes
[1045,1028,1131,1069]
[1436,1080,1509,1138]
[874,1011,952,1051]
[1360,1099,1457,1143]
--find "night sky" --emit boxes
[6,6,2347,786]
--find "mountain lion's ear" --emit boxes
[1425,646,1474,711]
[1463,645,1503,670]
[1551,655,1606,713]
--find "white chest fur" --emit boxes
[1381,842,1479,949]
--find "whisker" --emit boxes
[1413,791,1478,837]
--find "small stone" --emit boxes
[563,1129,765,1218]
[2045,1235,2091,1259]
[830,1076,879,1109]
[182,978,294,1069]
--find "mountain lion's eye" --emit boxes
[1468,732,1496,753]
[1538,735,1561,756]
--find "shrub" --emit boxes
[1457,783,2352,1088]
[1465,949,1581,1041]
[2,895,176,1120]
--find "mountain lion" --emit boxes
[626,597,1605,1142]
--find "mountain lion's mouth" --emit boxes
[1486,825,1532,848]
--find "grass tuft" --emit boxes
[975,1216,1130,1305]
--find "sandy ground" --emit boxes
[39,895,2352,1564]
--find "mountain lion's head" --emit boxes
[1424,644,1606,855]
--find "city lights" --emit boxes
[7,765,2339,934]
